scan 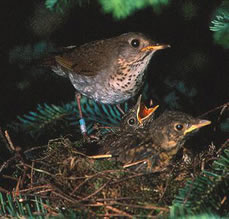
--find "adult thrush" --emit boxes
[98,111,211,171]
[49,32,170,104]
[46,32,169,135]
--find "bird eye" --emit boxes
[128,118,136,125]
[131,39,140,48]
[175,124,184,131]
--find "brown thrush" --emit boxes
[49,32,170,104]
[98,111,211,172]
[46,32,169,135]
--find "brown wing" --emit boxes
[100,131,158,163]
[55,40,117,76]
[55,56,74,71]
[118,136,159,163]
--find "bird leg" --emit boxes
[75,93,100,142]
[75,92,87,136]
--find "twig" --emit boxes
[88,154,113,159]
[34,188,54,195]
[96,214,156,218]
[85,199,168,213]
[0,186,9,193]
[123,159,147,168]
[113,201,169,212]
[21,163,54,176]
[23,145,48,160]
[104,205,133,218]
[0,155,19,173]
[220,196,227,205]
[102,188,109,217]
[199,102,228,117]
[0,128,13,153]
[110,172,149,186]
[2,174,18,181]
[13,176,21,197]
[30,161,34,188]
[51,191,77,204]
[76,179,111,203]
[70,168,131,196]
[41,203,59,217]
[116,104,125,115]
[70,178,90,196]
[18,184,52,194]
[96,197,137,202]
[71,150,88,157]
[89,201,165,218]
[217,139,229,155]
[50,184,85,205]
[57,168,129,181]
[91,201,132,218]
[158,166,176,201]
[4,130,16,151]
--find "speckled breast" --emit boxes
[52,52,152,104]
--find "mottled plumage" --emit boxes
[98,111,211,171]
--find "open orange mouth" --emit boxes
[136,95,159,123]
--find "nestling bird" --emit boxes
[98,111,211,171]
[119,95,159,132]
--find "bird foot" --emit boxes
[82,133,100,143]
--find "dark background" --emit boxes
[0,0,228,146]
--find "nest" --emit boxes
[1,133,225,217]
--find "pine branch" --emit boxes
[210,1,229,48]
[170,147,229,217]
[98,0,170,19]
[45,0,90,13]
[45,0,170,18]
[0,193,88,218]
[11,97,127,137]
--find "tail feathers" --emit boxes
[26,55,66,77]
[37,46,76,68]
[30,46,77,77]
[27,53,57,68]
[42,56,68,77]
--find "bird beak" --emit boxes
[184,119,211,135]
[136,95,159,123]
[141,44,171,52]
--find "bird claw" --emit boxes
[82,134,100,143]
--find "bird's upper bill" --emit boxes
[141,44,171,52]
[136,95,159,123]
[184,119,211,135]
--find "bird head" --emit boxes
[116,32,170,63]
[120,95,159,131]
[152,111,211,155]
